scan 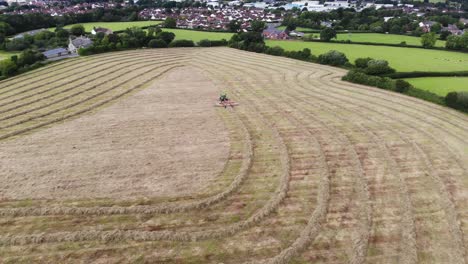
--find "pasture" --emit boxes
[266,39,468,72]
[56,21,162,32]
[335,33,446,47]
[0,48,467,263]
[405,77,468,96]
[164,29,233,42]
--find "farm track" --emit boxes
[0,48,466,263]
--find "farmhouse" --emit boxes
[68,36,93,53]
[263,26,289,40]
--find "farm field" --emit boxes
[54,21,162,32]
[164,29,233,42]
[335,33,446,47]
[404,77,468,96]
[0,48,467,263]
[266,39,468,72]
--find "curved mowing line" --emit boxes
[218,48,468,124]
[212,49,468,151]
[196,60,331,264]
[0,49,163,90]
[0,59,185,132]
[0,78,292,244]
[0,52,177,101]
[0,57,185,123]
[213,49,468,140]
[0,109,254,217]
[235,52,464,263]
[0,54,184,115]
[0,63,181,141]
[289,71,418,264]
[200,56,372,264]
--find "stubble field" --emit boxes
[0,48,467,264]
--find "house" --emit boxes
[442,24,463,36]
[418,21,437,33]
[42,47,69,59]
[91,27,113,35]
[68,36,93,53]
[262,26,289,40]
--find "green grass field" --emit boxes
[266,40,468,72]
[54,21,162,32]
[404,77,468,97]
[335,33,446,47]
[0,50,19,61]
[163,29,233,42]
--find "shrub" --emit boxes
[342,70,395,90]
[210,39,228,46]
[285,48,311,61]
[355,57,372,68]
[364,59,395,75]
[318,50,348,66]
[265,46,285,56]
[197,39,228,47]
[148,39,167,48]
[169,39,195,47]
[198,39,212,47]
[445,91,468,112]
[395,80,412,93]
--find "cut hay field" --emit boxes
[0,48,467,263]
[56,21,162,32]
[404,77,468,96]
[266,39,468,72]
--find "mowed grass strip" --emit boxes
[404,77,468,97]
[266,40,468,72]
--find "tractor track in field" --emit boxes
[0,47,466,264]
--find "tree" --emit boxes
[0,59,17,77]
[430,22,442,34]
[421,32,437,48]
[156,31,175,45]
[148,39,167,48]
[320,28,337,42]
[55,28,69,39]
[251,20,265,33]
[439,30,452,40]
[164,17,177,28]
[228,20,241,33]
[70,24,85,36]
[318,50,348,66]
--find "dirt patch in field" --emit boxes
[0,66,230,200]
